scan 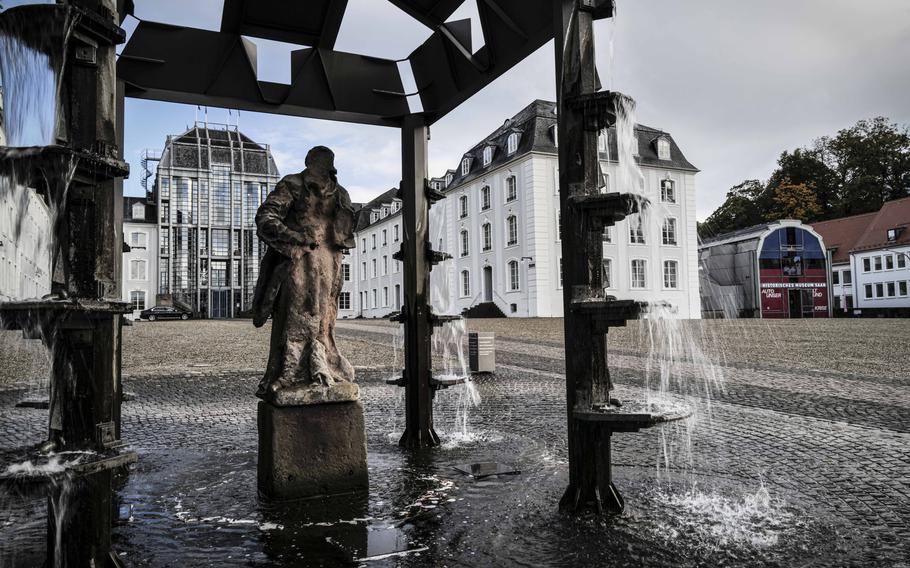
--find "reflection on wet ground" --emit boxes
[1,368,908,566]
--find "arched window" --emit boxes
[459,195,468,218]
[460,230,470,257]
[461,270,471,297]
[461,157,472,175]
[507,132,520,154]
[506,215,518,246]
[482,146,493,166]
[482,222,492,251]
[481,185,491,210]
[508,260,520,291]
[506,175,517,201]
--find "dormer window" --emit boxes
[507,132,520,155]
[445,173,453,186]
[482,146,493,166]
[550,124,558,147]
[887,228,903,241]
[461,157,472,176]
[657,138,671,160]
[370,212,378,223]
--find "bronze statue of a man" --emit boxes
[252,146,357,403]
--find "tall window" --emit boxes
[211,260,227,287]
[361,238,366,253]
[481,186,491,210]
[160,230,170,255]
[461,157,471,175]
[382,229,387,246]
[630,216,645,244]
[885,255,894,270]
[372,234,376,249]
[461,270,471,297]
[338,292,351,310]
[342,263,350,282]
[661,179,676,203]
[383,287,389,307]
[393,224,400,242]
[898,255,907,269]
[382,255,388,275]
[833,271,840,285]
[160,202,170,223]
[663,260,679,289]
[874,256,882,270]
[507,133,519,154]
[662,218,678,245]
[360,262,365,280]
[602,259,612,288]
[159,176,170,198]
[129,290,146,311]
[631,259,647,288]
[508,260,520,291]
[843,270,852,284]
[482,146,493,166]
[129,259,147,280]
[603,226,612,243]
[460,230,470,257]
[211,229,229,256]
[864,284,873,299]
[459,195,468,218]
[243,182,259,226]
[900,281,908,296]
[657,139,671,160]
[863,258,871,272]
[372,289,377,308]
[506,175,517,201]
[130,232,147,249]
[507,215,518,246]
[482,223,492,251]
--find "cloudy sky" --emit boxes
[110,0,910,219]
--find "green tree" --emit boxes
[698,180,765,239]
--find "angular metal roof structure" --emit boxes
[117,0,612,127]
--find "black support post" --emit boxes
[553,0,621,514]
[399,114,439,448]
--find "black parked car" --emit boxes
[139,306,191,321]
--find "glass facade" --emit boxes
[156,128,276,318]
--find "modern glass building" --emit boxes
[154,123,279,318]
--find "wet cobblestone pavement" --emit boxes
[1,319,909,566]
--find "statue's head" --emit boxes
[305,146,337,175]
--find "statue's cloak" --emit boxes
[251,171,356,327]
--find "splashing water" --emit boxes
[650,479,796,550]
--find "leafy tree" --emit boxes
[765,178,822,222]
[698,180,765,239]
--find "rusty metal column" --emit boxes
[399,114,439,448]
[553,0,616,513]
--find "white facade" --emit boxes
[121,201,159,320]
[347,198,405,318]
[343,100,701,319]
[853,247,910,311]
[431,152,700,318]
[829,262,855,314]
[0,184,51,301]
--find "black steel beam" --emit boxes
[399,114,439,448]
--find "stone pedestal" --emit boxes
[257,399,368,501]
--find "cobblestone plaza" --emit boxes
[1,318,909,566]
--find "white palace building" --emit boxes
[342,99,701,319]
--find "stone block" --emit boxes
[257,400,368,500]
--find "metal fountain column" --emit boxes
[399,114,440,448]
[553,0,624,514]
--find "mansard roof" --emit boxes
[443,99,698,191]
[353,187,401,232]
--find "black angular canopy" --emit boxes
[117,0,612,127]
